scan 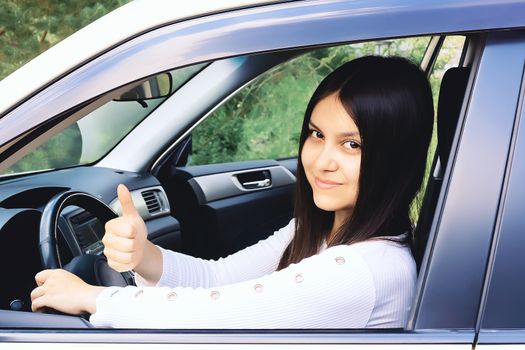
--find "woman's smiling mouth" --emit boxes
[314,176,342,190]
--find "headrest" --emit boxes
[437,67,471,169]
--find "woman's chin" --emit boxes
[313,196,341,212]
[312,194,355,214]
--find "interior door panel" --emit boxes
[161,159,296,259]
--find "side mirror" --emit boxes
[115,73,172,102]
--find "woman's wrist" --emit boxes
[83,285,106,315]
[134,241,163,286]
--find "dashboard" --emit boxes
[0,166,181,313]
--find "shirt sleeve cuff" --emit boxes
[156,246,178,287]
[89,286,121,327]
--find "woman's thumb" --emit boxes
[117,184,138,218]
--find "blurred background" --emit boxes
[0,0,130,80]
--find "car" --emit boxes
[1,0,525,348]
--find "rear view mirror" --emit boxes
[115,73,172,102]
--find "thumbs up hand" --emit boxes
[102,184,149,272]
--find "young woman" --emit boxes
[30,55,434,328]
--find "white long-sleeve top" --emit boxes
[90,220,416,329]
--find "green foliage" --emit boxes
[7,124,82,173]
[192,105,244,165]
[0,0,130,81]
[192,58,321,165]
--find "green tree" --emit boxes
[8,124,82,173]
[0,0,130,80]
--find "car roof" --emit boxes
[0,0,278,117]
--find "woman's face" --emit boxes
[301,92,361,221]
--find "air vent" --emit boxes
[142,190,161,214]
[109,186,170,220]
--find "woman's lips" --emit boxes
[315,176,342,190]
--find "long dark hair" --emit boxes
[278,55,434,270]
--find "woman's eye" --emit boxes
[343,140,361,150]
[309,130,323,139]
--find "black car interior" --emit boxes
[157,159,296,260]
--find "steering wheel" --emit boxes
[39,190,131,287]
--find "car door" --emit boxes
[157,157,297,260]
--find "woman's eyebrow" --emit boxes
[309,121,360,138]
[339,131,360,138]
[308,121,321,130]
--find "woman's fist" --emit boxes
[102,184,148,272]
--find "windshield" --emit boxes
[1,63,206,176]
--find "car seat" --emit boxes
[414,66,471,271]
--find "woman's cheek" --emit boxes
[300,140,316,174]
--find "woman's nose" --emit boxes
[316,144,338,171]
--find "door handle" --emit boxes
[241,178,271,189]
[235,169,272,190]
